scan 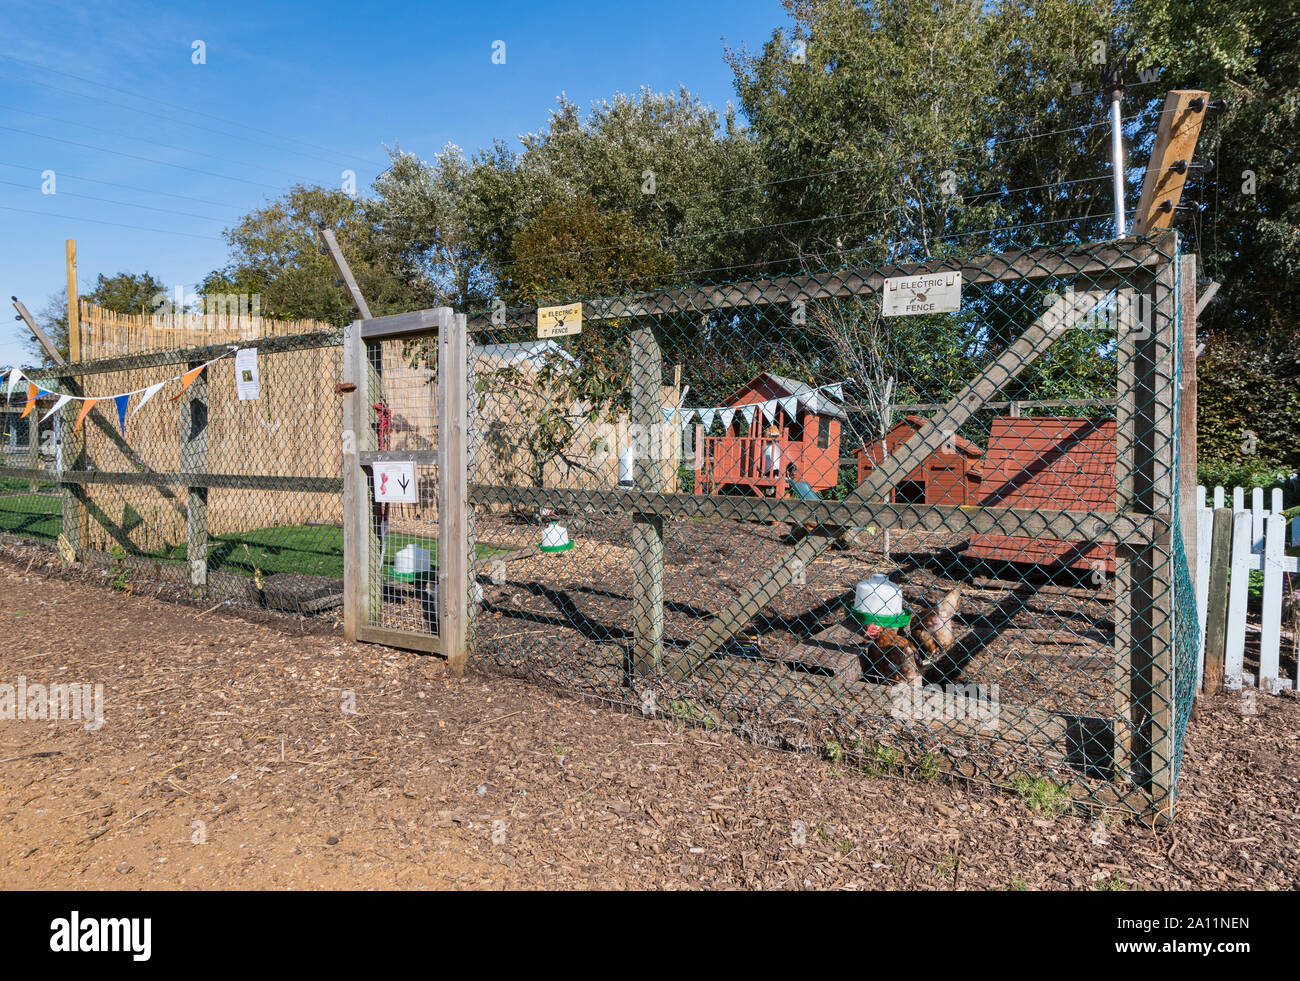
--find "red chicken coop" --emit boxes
[965,415,1118,573]
[855,415,984,505]
[692,372,844,498]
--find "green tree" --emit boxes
[201,184,423,327]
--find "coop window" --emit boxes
[817,420,830,449]
[895,480,926,504]
[787,419,803,441]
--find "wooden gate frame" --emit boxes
[342,306,470,674]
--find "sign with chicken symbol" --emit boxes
[372,460,419,504]
[537,301,583,339]
[882,272,962,317]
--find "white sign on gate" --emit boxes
[373,461,418,504]
[882,272,962,316]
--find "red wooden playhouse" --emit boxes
[854,415,984,505]
[965,416,1118,573]
[693,373,844,498]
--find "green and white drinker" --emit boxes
[540,520,574,553]
[849,573,912,637]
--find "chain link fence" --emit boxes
[465,233,1197,817]
[0,330,346,620]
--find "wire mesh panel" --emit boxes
[1,332,346,620]
[362,334,442,637]
[466,233,1197,818]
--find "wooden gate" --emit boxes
[342,307,469,672]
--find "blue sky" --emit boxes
[0,0,787,368]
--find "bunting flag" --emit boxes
[2,348,237,437]
[40,394,73,425]
[169,364,207,402]
[718,408,736,430]
[129,381,167,419]
[74,398,98,433]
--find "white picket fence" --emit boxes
[1195,485,1300,692]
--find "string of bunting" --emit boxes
[663,380,846,432]
[0,347,239,434]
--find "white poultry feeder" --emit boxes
[849,573,912,634]
[539,520,574,553]
[391,544,432,583]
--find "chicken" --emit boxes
[862,584,964,684]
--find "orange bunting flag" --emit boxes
[74,398,98,433]
[169,364,206,401]
[20,383,37,419]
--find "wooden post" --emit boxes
[1132,91,1211,239]
[319,228,373,320]
[629,324,666,677]
[342,320,364,642]
[1114,246,1180,817]
[181,359,209,594]
[438,309,469,674]
[62,240,88,558]
[1202,507,1233,695]
[1179,254,1198,589]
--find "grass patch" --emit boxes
[0,492,61,540]
[0,501,502,582]
[1011,775,1073,819]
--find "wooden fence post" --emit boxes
[1202,507,1233,695]
[438,310,469,674]
[342,320,364,642]
[63,239,88,558]
[181,359,209,594]
[629,323,665,678]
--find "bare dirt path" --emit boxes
[0,560,1296,890]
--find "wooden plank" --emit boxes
[63,240,87,559]
[1138,255,1180,815]
[1179,254,1198,593]
[1195,280,1220,316]
[17,470,343,493]
[319,228,373,320]
[467,241,1168,330]
[181,359,209,594]
[1132,90,1211,238]
[357,624,444,655]
[468,482,1166,544]
[28,329,341,379]
[670,289,1104,679]
[1259,511,1284,691]
[438,309,469,674]
[629,324,665,677]
[1225,510,1252,688]
[359,449,440,466]
[342,320,363,642]
[1194,494,1212,689]
[361,308,445,341]
[1202,507,1233,695]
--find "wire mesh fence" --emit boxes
[464,233,1197,817]
[0,330,347,620]
[1,231,1201,817]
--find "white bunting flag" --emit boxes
[6,368,24,400]
[779,395,799,420]
[718,408,736,431]
[40,393,73,424]
[130,381,167,419]
[698,409,716,431]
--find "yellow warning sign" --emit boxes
[537,302,582,339]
